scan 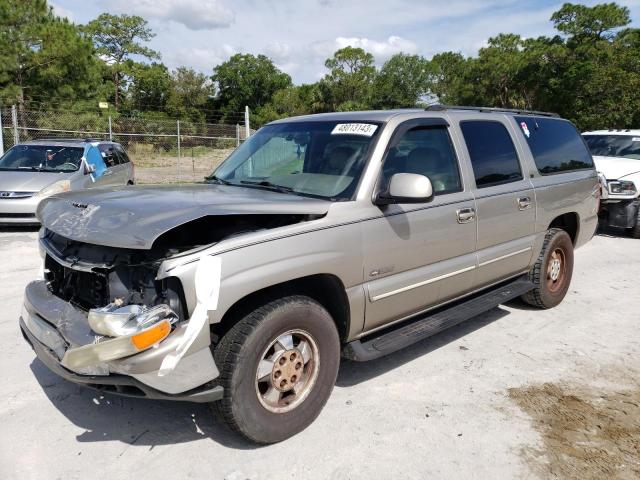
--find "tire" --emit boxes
[521,228,574,309]
[212,295,340,444]
[630,206,640,239]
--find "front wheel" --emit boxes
[521,228,574,309]
[212,296,340,444]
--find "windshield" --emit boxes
[0,145,84,172]
[211,121,381,200]
[583,135,640,160]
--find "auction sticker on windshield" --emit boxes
[331,123,378,136]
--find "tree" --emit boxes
[253,84,315,125]
[551,2,630,40]
[83,13,159,110]
[212,54,291,122]
[127,62,171,113]
[372,54,432,109]
[167,67,213,122]
[0,0,100,109]
[320,47,376,110]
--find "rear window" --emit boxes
[515,117,594,174]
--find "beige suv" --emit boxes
[20,106,599,443]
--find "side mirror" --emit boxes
[375,173,434,205]
[85,163,96,175]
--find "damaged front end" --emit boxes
[19,228,222,400]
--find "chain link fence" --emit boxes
[0,106,254,183]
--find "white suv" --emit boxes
[583,130,640,237]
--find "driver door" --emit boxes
[362,119,477,332]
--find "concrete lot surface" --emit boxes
[0,229,638,479]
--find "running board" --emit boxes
[343,277,534,362]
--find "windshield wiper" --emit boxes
[205,174,232,185]
[240,180,294,193]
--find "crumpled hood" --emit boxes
[37,184,331,249]
[593,156,640,181]
[0,170,72,193]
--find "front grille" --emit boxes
[0,213,36,218]
[45,254,109,310]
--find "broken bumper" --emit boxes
[19,280,223,403]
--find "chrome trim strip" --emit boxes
[359,270,529,339]
[370,265,476,302]
[478,247,532,267]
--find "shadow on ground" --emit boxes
[337,306,510,387]
[31,305,514,449]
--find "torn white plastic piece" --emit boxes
[158,255,221,376]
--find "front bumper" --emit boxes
[20,280,222,403]
[0,195,40,224]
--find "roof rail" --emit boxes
[25,137,105,143]
[425,104,560,118]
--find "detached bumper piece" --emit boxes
[600,199,640,229]
[20,317,223,403]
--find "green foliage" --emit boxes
[552,2,630,40]
[0,0,101,107]
[372,54,432,109]
[319,47,376,111]
[83,13,159,109]
[212,54,292,122]
[0,0,638,133]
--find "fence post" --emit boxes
[245,106,250,139]
[0,106,4,156]
[236,124,240,147]
[177,120,181,180]
[11,105,19,145]
[108,116,113,141]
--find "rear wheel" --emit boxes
[521,228,574,309]
[212,295,340,444]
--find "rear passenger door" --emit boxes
[458,119,535,287]
[362,119,477,332]
[98,144,121,186]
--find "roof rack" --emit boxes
[425,104,560,118]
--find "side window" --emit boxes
[99,144,117,168]
[114,145,130,164]
[382,126,462,195]
[515,116,594,174]
[460,121,523,188]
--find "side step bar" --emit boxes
[343,277,534,362]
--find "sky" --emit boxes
[51,0,639,84]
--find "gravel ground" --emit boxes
[0,228,638,480]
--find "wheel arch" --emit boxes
[548,212,579,245]
[212,273,351,343]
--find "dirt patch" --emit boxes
[508,382,640,479]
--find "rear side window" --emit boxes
[515,117,594,174]
[460,121,523,188]
[114,145,130,164]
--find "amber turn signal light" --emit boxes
[131,320,171,350]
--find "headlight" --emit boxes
[35,180,70,199]
[608,180,637,195]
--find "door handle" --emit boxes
[517,196,532,210]
[456,207,476,224]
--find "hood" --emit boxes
[592,156,640,181]
[0,170,72,192]
[38,184,331,249]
